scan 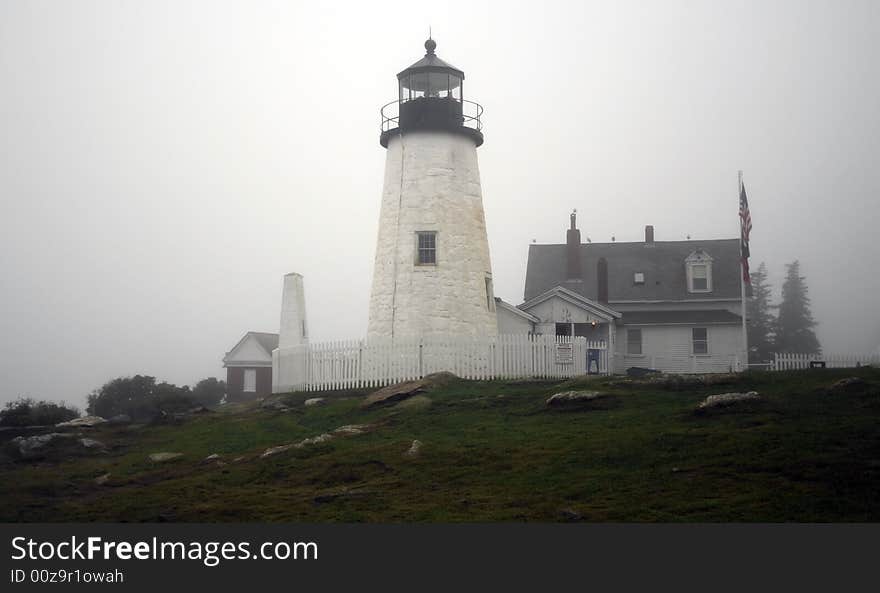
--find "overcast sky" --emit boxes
[2,0,879,409]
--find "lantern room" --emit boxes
[380,38,483,148]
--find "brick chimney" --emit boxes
[566,210,582,280]
[645,225,654,244]
[597,257,608,304]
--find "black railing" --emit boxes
[380,98,483,133]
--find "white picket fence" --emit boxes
[772,352,880,371]
[272,334,609,393]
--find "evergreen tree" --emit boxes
[746,262,775,363]
[774,260,821,354]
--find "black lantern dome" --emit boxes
[380,38,483,148]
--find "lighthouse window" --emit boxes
[416,231,437,265]
[485,275,495,311]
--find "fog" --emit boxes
[2,0,879,409]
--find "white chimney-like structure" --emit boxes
[367,38,498,339]
[273,272,308,393]
[279,272,308,349]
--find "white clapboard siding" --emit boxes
[272,335,607,392]
[772,352,880,371]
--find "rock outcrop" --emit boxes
[57,416,106,428]
[696,391,761,411]
[546,391,608,406]
[148,452,183,462]
[361,372,457,409]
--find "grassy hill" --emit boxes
[1,368,879,522]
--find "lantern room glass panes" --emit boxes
[400,73,462,102]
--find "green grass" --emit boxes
[1,368,879,522]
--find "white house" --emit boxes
[497,214,747,374]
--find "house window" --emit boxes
[243,369,257,392]
[626,329,642,355]
[634,272,645,285]
[416,231,436,265]
[692,327,708,354]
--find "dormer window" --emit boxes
[692,265,708,290]
[634,272,645,285]
[685,249,713,293]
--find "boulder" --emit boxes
[10,433,76,459]
[94,473,111,486]
[546,391,608,406]
[260,399,290,412]
[696,391,760,411]
[404,440,422,458]
[148,452,183,463]
[559,508,584,522]
[56,415,106,428]
[188,406,213,414]
[79,438,105,449]
[361,372,457,409]
[304,398,326,407]
[203,453,222,462]
[828,377,869,394]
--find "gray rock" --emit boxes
[697,391,760,411]
[559,508,583,522]
[79,438,105,449]
[304,398,326,407]
[203,453,222,462]
[148,452,183,462]
[295,433,334,448]
[404,440,422,458]
[361,372,457,409]
[261,444,294,458]
[261,398,290,411]
[57,415,106,428]
[332,424,369,436]
[546,391,608,406]
[828,377,869,394]
[94,473,111,485]
[261,424,372,459]
[11,433,75,459]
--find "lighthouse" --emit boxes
[367,38,498,339]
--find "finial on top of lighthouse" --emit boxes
[570,209,577,230]
[425,37,436,55]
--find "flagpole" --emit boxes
[739,170,748,370]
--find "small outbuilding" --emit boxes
[222,332,278,400]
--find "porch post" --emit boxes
[607,321,616,375]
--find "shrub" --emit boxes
[191,378,226,407]
[87,375,197,423]
[0,397,80,427]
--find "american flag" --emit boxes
[739,182,752,283]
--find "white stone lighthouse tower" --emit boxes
[367,38,498,339]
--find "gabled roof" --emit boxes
[250,332,280,353]
[524,239,742,302]
[620,310,742,325]
[495,297,540,323]
[519,286,622,320]
[222,331,279,366]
